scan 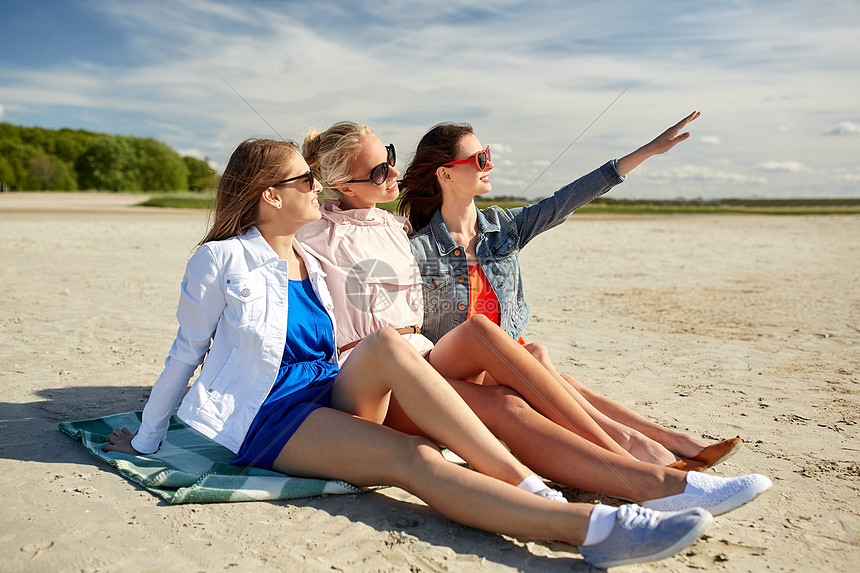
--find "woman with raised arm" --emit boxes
[100,136,719,569]
[297,121,769,513]
[401,112,742,469]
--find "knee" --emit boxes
[391,435,448,485]
[464,313,500,338]
[468,313,493,329]
[523,342,550,362]
[483,385,532,424]
[523,342,560,371]
[373,325,401,346]
[364,326,416,358]
[498,389,532,421]
[472,386,540,441]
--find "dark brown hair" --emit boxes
[200,138,300,244]
[398,122,474,231]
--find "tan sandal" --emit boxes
[666,437,743,472]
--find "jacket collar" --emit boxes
[237,226,278,268]
[294,240,327,279]
[236,226,326,278]
[428,206,500,256]
[319,199,408,230]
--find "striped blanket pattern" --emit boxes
[59,410,364,504]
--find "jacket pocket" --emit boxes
[224,274,267,329]
[419,274,457,343]
[195,346,241,425]
[421,274,453,313]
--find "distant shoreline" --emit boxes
[3,191,860,215]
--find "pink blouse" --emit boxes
[297,200,435,363]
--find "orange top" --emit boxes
[467,265,526,345]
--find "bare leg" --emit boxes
[428,315,635,460]
[523,342,675,464]
[274,407,592,544]
[560,373,708,457]
[385,382,689,502]
[454,383,689,501]
[332,327,530,487]
[525,342,708,459]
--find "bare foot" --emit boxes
[620,430,678,465]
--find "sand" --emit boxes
[1,192,857,572]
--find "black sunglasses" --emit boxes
[274,167,316,192]
[344,144,396,186]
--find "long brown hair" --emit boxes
[200,138,301,244]
[398,122,473,231]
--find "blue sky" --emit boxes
[2,0,858,199]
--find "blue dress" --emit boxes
[232,278,339,470]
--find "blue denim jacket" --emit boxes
[409,160,624,343]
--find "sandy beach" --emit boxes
[1,192,857,572]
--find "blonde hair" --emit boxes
[303,122,373,200]
[201,138,301,244]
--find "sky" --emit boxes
[1,0,859,200]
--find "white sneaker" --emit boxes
[643,472,772,516]
[579,504,712,568]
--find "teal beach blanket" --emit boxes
[59,410,365,504]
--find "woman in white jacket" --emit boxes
[103,137,715,569]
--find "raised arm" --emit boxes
[615,110,700,177]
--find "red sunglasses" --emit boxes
[442,146,491,171]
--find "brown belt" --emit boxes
[338,326,422,354]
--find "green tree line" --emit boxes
[0,123,216,192]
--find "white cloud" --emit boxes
[757,161,812,173]
[177,148,222,172]
[643,165,767,184]
[177,148,208,160]
[490,143,513,153]
[700,135,721,145]
[178,147,222,173]
[764,92,806,102]
[532,159,551,167]
[491,175,533,190]
[0,103,3,118]
[824,121,860,135]
[832,169,860,182]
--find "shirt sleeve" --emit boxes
[507,160,624,248]
[131,245,226,454]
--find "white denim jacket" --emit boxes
[131,226,337,454]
